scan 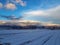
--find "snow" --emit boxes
[0,29,60,45]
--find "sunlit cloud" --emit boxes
[0,2,3,8]
[15,0,20,3]
[0,0,26,10]
[40,21,60,26]
[5,3,16,10]
[19,1,26,6]
[11,0,26,6]
[16,0,26,6]
[44,23,60,26]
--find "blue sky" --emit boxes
[0,0,60,24]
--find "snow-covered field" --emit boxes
[0,29,60,45]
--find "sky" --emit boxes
[0,0,60,24]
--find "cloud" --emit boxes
[47,5,60,18]
[11,0,26,6]
[19,0,26,6]
[23,5,60,24]
[15,0,26,6]
[23,5,60,17]
[41,21,59,26]
[0,0,26,10]
[23,10,49,16]
[15,0,20,3]
[0,2,3,8]
[5,3,16,10]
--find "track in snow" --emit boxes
[0,29,60,45]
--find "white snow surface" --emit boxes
[0,29,60,45]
